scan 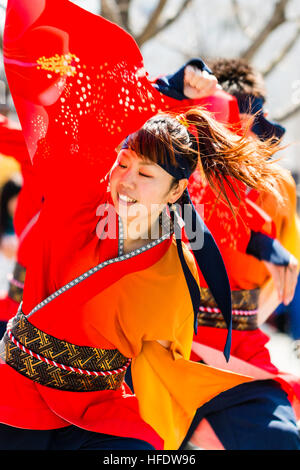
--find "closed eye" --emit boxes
[118,162,152,177]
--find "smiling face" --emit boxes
[110,148,187,239]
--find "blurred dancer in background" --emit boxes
[0,114,42,339]
[0,175,22,336]
[209,57,300,349]
[178,58,300,450]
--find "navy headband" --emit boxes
[121,134,195,181]
[121,134,232,361]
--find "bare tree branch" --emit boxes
[135,0,168,46]
[262,23,300,77]
[274,102,300,122]
[115,0,131,31]
[153,0,194,37]
[0,2,5,51]
[136,0,194,47]
[100,0,125,29]
[231,0,256,40]
[99,0,194,46]
[155,36,194,62]
[241,0,291,61]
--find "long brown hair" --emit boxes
[124,107,284,207]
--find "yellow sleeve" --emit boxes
[281,212,300,264]
[131,314,253,450]
[259,168,299,253]
[277,171,300,260]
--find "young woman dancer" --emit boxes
[0,0,285,450]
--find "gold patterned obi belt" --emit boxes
[0,312,131,392]
[7,262,26,304]
[198,287,259,331]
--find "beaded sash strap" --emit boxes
[198,287,259,331]
[7,262,26,304]
[0,312,131,392]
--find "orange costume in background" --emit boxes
[183,92,300,424]
[245,170,300,284]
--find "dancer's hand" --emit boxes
[264,255,299,306]
[183,65,219,99]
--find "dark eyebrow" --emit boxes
[120,149,157,167]
[139,160,156,166]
